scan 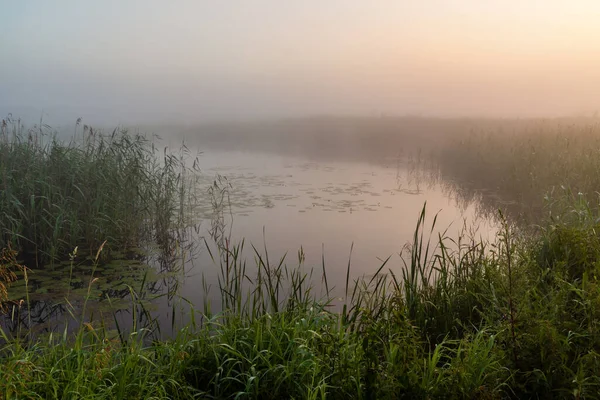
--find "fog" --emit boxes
[3,1,600,125]
[6,1,600,348]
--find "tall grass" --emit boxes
[4,117,600,397]
[0,246,22,314]
[433,120,600,221]
[0,116,196,268]
[183,198,600,398]
[4,194,600,398]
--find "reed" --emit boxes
[0,198,582,399]
[3,118,600,397]
[432,120,600,221]
[0,116,197,268]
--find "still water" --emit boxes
[2,148,496,338]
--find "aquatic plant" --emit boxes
[2,195,599,398]
[3,117,600,397]
[433,119,600,221]
[0,246,23,314]
[0,115,198,268]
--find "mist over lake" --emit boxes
[4,2,600,398]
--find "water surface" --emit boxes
[3,148,496,338]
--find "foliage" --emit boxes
[433,120,600,221]
[5,198,600,398]
[0,116,196,268]
[3,117,600,397]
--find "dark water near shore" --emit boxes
[2,147,497,338]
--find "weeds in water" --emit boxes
[432,120,600,221]
[3,196,600,398]
[0,246,23,314]
[4,116,600,397]
[0,116,198,268]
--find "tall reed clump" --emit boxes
[431,119,600,221]
[0,116,196,268]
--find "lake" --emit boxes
[2,146,497,338]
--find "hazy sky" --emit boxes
[2,1,600,124]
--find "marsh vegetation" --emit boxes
[0,116,198,338]
[434,119,600,222]
[3,117,600,398]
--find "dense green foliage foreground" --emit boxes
[3,200,600,399]
[4,117,600,399]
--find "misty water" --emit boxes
[2,146,497,338]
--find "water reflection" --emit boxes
[0,226,198,341]
[2,148,498,339]
[173,150,497,321]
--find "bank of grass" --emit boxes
[0,116,196,268]
[3,116,600,398]
[434,120,600,220]
[2,197,600,398]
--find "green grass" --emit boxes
[4,118,600,398]
[0,116,196,268]
[3,196,600,398]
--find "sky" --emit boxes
[2,1,600,125]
